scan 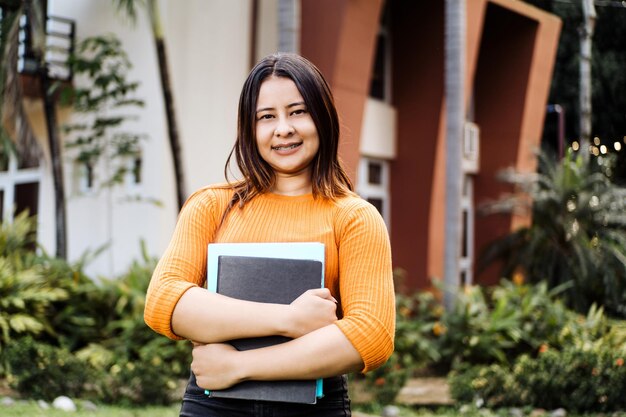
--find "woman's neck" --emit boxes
[270,172,312,196]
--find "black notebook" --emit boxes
[205,242,325,404]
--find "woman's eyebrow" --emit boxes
[256,102,306,113]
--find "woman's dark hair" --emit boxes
[224,52,353,209]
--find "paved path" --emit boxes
[352,377,453,417]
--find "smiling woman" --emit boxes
[254,76,320,190]
[144,53,395,417]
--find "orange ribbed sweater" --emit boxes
[144,185,395,372]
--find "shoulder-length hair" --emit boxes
[224,53,353,209]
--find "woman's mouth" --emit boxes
[271,142,302,151]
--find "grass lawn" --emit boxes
[5,401,626,417]
[0,401,180,416]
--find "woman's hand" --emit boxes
[286,288,338,338]
[191,342,244,390]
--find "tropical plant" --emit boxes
[435,279,572,369]
[479,150,626,317]
[0,213,70,372]
[73,242,191,404]
[60,34,147,190]
[0,218,191,404]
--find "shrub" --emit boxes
[448,362,521,408]
[479,150,626,317]
[449,309,626,412]
[434,279,573,370]
[0,214,71,372]
[394,290,444,369]
[0,215,190,405]
[4,336,96,401]
[73,244,192,404]
[362,350,410,405]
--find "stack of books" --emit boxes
[205,242,326,404]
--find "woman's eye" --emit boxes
[258,114,274,120]
[291,109,307,116]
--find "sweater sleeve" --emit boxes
[334,200,396,373]
[144,188,221,340]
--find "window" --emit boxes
[0,152,42,224]
[358,157,390,228]
[75,161,95,194]
[130,155,142,185]
[15,182,39,218]
[369,3,392,103]
[124,152,143,189]
[459,175,474,286]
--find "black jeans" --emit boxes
[180,372,351,417]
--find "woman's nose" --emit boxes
[274,117,295,137]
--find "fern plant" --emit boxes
[479,150,626,317]
[0,213,69,372]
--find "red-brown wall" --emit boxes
[389,0,445,290]
[301,0,384,181]
[301,0,561,291]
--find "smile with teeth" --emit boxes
[271,142,302,151]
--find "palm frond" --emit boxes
[479,150,626,317]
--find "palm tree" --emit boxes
[479,150,626,318]
[443,0,466,311]
[579,0,596,161]
[113,0,186,210]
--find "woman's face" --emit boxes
[255,76,320,180]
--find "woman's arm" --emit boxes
[171,287,338,343]
[144,189,338,343]
[192,324,363,390]
[190,199,395,388]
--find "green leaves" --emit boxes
[0,214,190,404]
[480,150,626,317]
[60,34,147,190]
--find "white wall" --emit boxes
[41,0,252,278]
[256,0,280,61]
[163,0,252,194]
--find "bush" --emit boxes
[394,290,444,369]
[0,216,191,405]
[434,279,573,370]
[0,214,72,372]
[362,350,410,405]
[449,309,626,412]
[4,337,96,401]
[448,363,521,408]
[72,244,191,404]
[480,150,626,317]
[517,346,626,412]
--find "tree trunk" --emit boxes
[579,0,595,160]
[147,0,186,210]
[443,0,466,311]
[155,38,185,209]
[41,71,67,259]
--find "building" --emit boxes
[1,0,560,289]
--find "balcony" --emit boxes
[18,13,75,97]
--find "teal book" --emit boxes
[205,242,325,404]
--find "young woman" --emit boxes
[144,53,395,417]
